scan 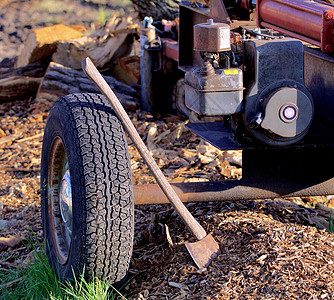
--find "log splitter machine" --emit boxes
[137,0,334,205]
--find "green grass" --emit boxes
[0,245,65,299]
[315,208,334,234]
[30,0,131,26]
[56,273,127,300]
[329,210,334,233]
[0,242,127,300]
[98,6,107,24]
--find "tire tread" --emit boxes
[47,93,133,283]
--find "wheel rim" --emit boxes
[48,137,72,265]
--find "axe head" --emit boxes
[185,234,220,269]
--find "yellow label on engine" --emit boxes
[224,69,239,75]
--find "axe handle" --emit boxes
[82,57,207,241]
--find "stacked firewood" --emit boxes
[0,13,141,111]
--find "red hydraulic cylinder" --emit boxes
[257,0,334,53]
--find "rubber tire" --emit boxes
[41,93,134,284]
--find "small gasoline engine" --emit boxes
[184,20,314,147]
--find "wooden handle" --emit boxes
[82,57,207,240]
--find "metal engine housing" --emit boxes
[185,67,243,116]
[243,38,314,146]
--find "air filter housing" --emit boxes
[194,19,230,52]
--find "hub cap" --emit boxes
[60,169,72,232]
[48,137,72,264]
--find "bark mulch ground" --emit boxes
[1,0,334,299]
[1,98,334,299]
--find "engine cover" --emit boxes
[243,38,314,146]
[185,66,243,116]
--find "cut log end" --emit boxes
[15,24,84,68]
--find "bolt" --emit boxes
[324,10,334,21]
[324,44,334,53]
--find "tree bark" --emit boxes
[0,76,42,102]
[0,62,47,102]
[130,0,181,20]
[0,62,48,79]
[36,62,138,111]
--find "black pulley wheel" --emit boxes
[41,93,134,284]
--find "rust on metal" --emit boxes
[185,234,221,269]
[163,38,179,62]
[210,0,231,23]
[322,9,334,53]
[47,137,70,265]
[230,31,242,45]
[133,177,334,205]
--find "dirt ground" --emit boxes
[1,0,334,299]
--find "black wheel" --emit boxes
[41,93,134,284]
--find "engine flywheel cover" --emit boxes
[261,87,313,138]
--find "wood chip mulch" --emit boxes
[0,99,334,299]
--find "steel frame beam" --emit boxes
[134,146,334,205]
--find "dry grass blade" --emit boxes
[0,276,24,289]
[0,134,19,145]
[16,133,43,143]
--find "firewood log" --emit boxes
[16,24,84,68]
[36,62,138,111]
[130,0,181,20]
[0,62,48,102]
[0,76,42,102]
[0,62,48,79]
[52,13,139,70]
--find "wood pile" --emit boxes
[15,24,84,68]
[0,62,47,102]
[0,13,141,110]
[131,0,181,20]
[52,13,139,70]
